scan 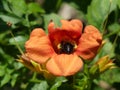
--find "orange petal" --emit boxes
[25,28,55,64]
[48,19,83,38]
[75,25,102,60]
[46,54,83,76]
[61,19,83,33]
[29,28,46,38]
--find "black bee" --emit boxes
[60,41,74,54]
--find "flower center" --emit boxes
[58,41,76,54]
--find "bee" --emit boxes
[60,41,74,54]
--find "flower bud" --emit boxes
[89,55,116,75]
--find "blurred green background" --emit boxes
[0,0,120,90]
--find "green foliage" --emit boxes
[100,68,120,84]
[31,81,49,90]
[27,3,45,14]
[108,23,120,36]
[86,0,118,31]
[0,0,120,90]
[50,77,67,90]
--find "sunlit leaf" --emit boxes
[28,3,45,14]
[117,0,120,8]
[50,77,67,90]
[31,81,49,90]
[0,14,21,27]
[13,62,24,70]
[11,74,19,87]
[74,73,90,90]
[0,74,11,87]
[100,68,120,84]
[0,65,6,77]
[86,0,118,31]
[2,0,12,13]
[108,23,120,36]
[7,0,27,17]
[9,35,28,46]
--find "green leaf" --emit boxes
[43,13,63,33]
[28,3,45,14]
[7,0,27,17]
[74,73,91,90]
[13,62,24,70]
[6,68,14,74]
[50,77,67,90]
[100,68,120,84]
[0,74,11,87]
[108,23,120,36]
[95,39,115,59]
[86,0,118,31]
[9,35,28,46]
[0,14,21,27]
[31,81,49,90]
[2,0,12,13]
[11,74,19,87]
[117,0,120,8]
[0,65,7,77]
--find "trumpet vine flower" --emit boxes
[22,19,102,76]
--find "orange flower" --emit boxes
[24,19,102,76]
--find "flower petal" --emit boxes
[48,20,83,52]
[61,19,83,33]
[46,54,83,76]
[29,28,46,38]
[48,19,83,38]
[25,28,55,64]
[76,25,102,60]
